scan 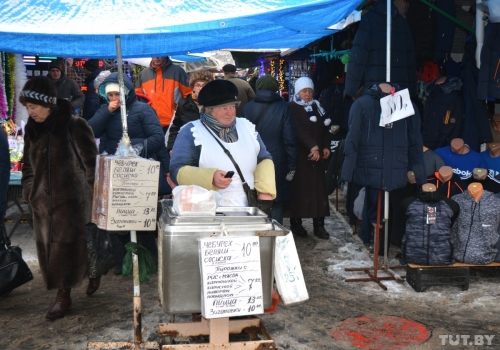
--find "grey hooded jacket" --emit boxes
[451,191,500,264]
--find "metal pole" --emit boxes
[476,0,484,68]
[115,35,131,147]
[384,0,391,267]
[130,230,142,348]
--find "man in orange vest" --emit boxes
[135,57,192,134]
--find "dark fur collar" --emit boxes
[425,77,463,96]
[25,99,73,140]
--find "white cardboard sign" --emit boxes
[199,236,264,319]
[379,88,414,127]
[92,156,160,231]
[274,233,309,305]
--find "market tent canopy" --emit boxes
[0,0,362,58]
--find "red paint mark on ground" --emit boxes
[331,315,430,349]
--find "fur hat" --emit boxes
[93,70,112,90]
[198,80,240,108]
[84,59,100,72]
[19,76,58,108]
[294,77,314,94]
[222,64,236,73]
[189,70,213,88]
[256,75,279,92]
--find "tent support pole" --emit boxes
[115,35,130,146]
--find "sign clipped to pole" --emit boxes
[92,155,160,231]
[379,88,414,127]
[199,236,264,319]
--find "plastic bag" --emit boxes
[172,185,221,216]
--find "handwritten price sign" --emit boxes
[379,88,415,127]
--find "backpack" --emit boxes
[420,61,439,83]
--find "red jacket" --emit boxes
[135,58,192,127]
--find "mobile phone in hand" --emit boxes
[224,171,235,178]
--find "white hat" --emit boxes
[294,77,314,94]
[105,83,120,95]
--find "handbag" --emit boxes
[0,221,34,297]
[86,223,118,279]
[201,122,273,215]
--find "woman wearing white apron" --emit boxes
[170,80,276,206]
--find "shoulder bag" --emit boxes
[201,122,273,215]
[0,221,33,296]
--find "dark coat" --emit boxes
[82,68,103,121]
[242,90,298,202]
[167,94,200,153]
[345,0,417,98]
[422,77,464,150]
[478,22,500,100]
[22,99,97,290]
[224,73,255,116]
[341,84,426,191]
[47,71,85,110]
[288,101,331,218]
[401,191,459,266]
[0,129,9,218]
[88,72,170,172]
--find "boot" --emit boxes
[313,218,330,240]
[86,277,101,296]
[290,218,307,237]
[46,289,72,320]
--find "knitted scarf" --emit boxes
[293,93,325,122]
[200,112,238,143]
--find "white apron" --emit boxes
[191,119,260,207]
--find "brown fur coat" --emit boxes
[22,99,97,290]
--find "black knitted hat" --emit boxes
[222,64,236,73]
[19,76,58,108]
[198,80,239,108]
[84,59,100,72]
[256,75,279,91]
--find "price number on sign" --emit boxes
[379,88,414,126]
[143,218,156,228]
[145,191,157,201]
[147,164,160,174]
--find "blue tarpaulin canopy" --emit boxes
[0,0,362,58]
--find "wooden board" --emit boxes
[408,262,500,269]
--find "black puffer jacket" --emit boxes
[341,84,426,191]
[167,94,199,153]
[82,68,103,121]
[241,90,298,202]
[422,77,464,150]
[345,0,417,98]
[401,191,459,266]
[88,72,169,172]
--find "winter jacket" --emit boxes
[241,90,298,202]
[345,0,417,98]
[167,94,200,153]
[88,72,170,173]
[406,0,435,65]
[462,174,500,194]
[478,22,500,100]
[135,57,191,127]
[451,190,500,264]
[224,73,255,116]
[422,77,464,150]
[47,71,85,111]
[0,129,9,218]
[462,36,494,151]
[82,68,103,121]
[426,172,465,198]
[401,191,460,265]
[341,84,426,191]
[22,99,97,289]
[433,0,456,62]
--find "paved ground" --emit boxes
[1,195,500,350]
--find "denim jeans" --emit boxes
[269,201,284,225]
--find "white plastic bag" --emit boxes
[172,185,221,216]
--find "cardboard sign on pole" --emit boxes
[199,236,264,319]
[379,88,414,127]
[92,155,160,231]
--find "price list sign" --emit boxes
[92,156,160,231]
[199,236,264,319]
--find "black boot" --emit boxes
[290,218,307,237]
[313,218,330,240]
[46,289,72,320]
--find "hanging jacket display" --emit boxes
[462,174,500,194]
[451,191,500,264]
[426,172,465,198]
[345,1,417,98]
[422,77,465,150]
[401,191,460,265]
[478,22,500,100]
[341,84,426,191]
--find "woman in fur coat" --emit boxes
[20,76,97,320]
